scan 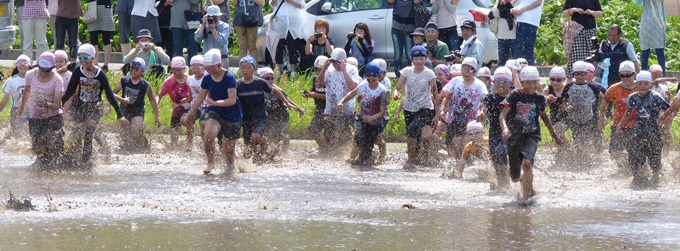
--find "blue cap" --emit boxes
[425,22,438,30]
[130,57,146,71]
[239,55,257,68]
[364,62,381,77]
[411,46,428,58]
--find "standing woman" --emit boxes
[562,0,602,77]
[169,0,200,60]
[343,22,374,76]
[638,0,667,74]
[233,0,264,59]
[269,0,306,74]
[54,0,83,59]
[86,0,116,72]
[131,0,163,47]
[116,0,135,55]
[388,0,417,78]
[21,0,50,60]
[62,44,126,167]
[15,52,64,168]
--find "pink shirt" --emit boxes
[25,69,63,119]
[23,0,50,19]
[159,74,192,117]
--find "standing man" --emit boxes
[195,6,231,67]
[423,22,450,66]
[116,0,134,55]
[596,24,640,88]
[316,48,362,149]
[449,21,483,70]
[510,0,543,65]
[500,66,560,204]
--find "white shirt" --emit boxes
[60,71,72,92]
[132,0,158,17]
[2,75,26,108]
[269,0,306,39]
[516,0,543,27]
[652,83,669,101]
[401,67,436,112]
[379,77,392,120]
[442,76,488,124]
[324,64,362,115]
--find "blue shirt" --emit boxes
[201,71,242,122]
[195,21,231,56]
[237,78,272,121]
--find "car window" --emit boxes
[473,0,493,8]
[323,0,383,12]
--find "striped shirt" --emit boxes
[23,0,50,19]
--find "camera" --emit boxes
[425,46,436,56]
[347,32,355,39]
[207,17,215,24]
[314,33,323,38]
[142,43,149,48]
[444,50,462,61]
[585,36,603,63]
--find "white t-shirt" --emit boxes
[379,77,392,120]
[61,71,72,92]
[652,84,669,101]
[442,76,488,124]
[401,67,436,112]
[357,80,388,125]
[187,74,204,107]
[2,75,26,109]
[516,0,544,27]
[324,64,362,115]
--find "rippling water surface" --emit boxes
[1,139,679,250]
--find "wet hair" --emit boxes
[608,24,622,35]
[10,64,34,76]
[353,22,373,46]
[314,19,330,34]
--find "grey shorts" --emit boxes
[507,136,538,181]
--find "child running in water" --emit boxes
[187,55,208,136]
[543,67,569,160]
[618,71,669,189]
[54,50,72,90]
[372,58,391,163]
[0,55,31,140]
[302,56,331,150]
[500,66,561,204]
[443,121,488,180]
[112,58,161,151]
[259,67,304,158]
[158,57,193,149]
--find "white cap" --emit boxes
[330,48,347,61]
[493,66,512,80]
[619,61,635,73]
[190,55,204,66]
[477,67,491,78]
[549,67,566,77]
[371,58,387,72]
[78,44,96,57]
[505,59,519,70]
[206,5,222,16]
[520,66,540,81]
[257,67,274,77]
[449,63,462,73]
[650,64,663,73]
[462,57,478,70]
[572,61,588,72]
[203,49,222,66]
[346,57,358,67]
[636,71,652,82]
[314,56,328,68]
[16,54,31,64]
[517,58,528,68]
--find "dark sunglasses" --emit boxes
[572,71,587,76]
[263,76,274,80]
[130,66,143,72]
[39,67,53,72]
[494,78,512,85]
[365,74,380,78]
[550,77,564,82]
[619,73,634,79]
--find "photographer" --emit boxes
[423,22,449,66]
[589,24,640,88]
[122,29,171,76]
[195,6,231,67]
[343,22,375,76]
[303,19,335,72]
[447,21,483,70]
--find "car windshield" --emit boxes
[473,0,493,8]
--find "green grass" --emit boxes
[3,68,680,144]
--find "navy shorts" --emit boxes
[204,111,241,140]
[445,120,466,144]
[489,136,508,165]
[241,117,267,145]
[507,136,538,181]
[404,108,435,138]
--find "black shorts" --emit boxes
[507,136,539,181]
[629,132,663,170]
[71,102,103,123]
[204,111,241,140]
[445,120,466,144]
[404,108,435,138]
[489,136,508,165]
[193,107,207,122]
[241,117,267,144]
[609,126,633,153]
[309,111,330,134]
[170,116,182,128]
[122,107,144,119]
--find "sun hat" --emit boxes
[239,55,257,68]
[190,55,204,66]
[206,5,222,16]
[16,54,31,64]
[477,67,491,78]
[171,56,187,68]
[203,49,222,66]
[619,61,635,73]
[466,121,483,133]
[409,27,426,38]
[78,44,96,57]
[38,51,56,69]
[314,55,328,68]
[462,57,478,70]
[257,67,274,77]
[520,66,540,81]
[136,29,153,39]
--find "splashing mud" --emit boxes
[0,135,679,249]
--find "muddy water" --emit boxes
[1,138,680,250]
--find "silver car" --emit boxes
[0,0,15,51]
[256,0,499,66]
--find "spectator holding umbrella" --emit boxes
[562,0,602,77]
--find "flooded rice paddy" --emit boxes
[1,137,680,250]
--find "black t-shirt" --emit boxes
[265,86,289,121]
[311,76,326,113]
[237,77,272,121]
[310,38,335,57]
[501,89,546,140]
[564,0,602,29]
[120,76,149,112]
[483,93,506,139]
